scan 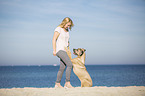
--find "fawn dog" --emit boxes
[65,47,92,87]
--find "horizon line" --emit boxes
[0,64,145,66]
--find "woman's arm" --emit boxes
[52,31,60,56]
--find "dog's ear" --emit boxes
[73,48,78,55]
[82,48,86,52]
[79,48,86,56]
[79,48,84,56]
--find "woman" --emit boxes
[52,17,74,88]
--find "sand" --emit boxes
[0,86,145,96]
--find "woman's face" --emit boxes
[64,22,71,29]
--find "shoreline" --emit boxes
[0,85,145,89]
[0,86,145,96]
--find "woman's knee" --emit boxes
[59,66,66,72]
[67,62,73,68]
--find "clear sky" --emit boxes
[0,0,145,66]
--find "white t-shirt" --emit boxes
[54,27,69,53]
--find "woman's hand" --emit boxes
[53,51,56,56]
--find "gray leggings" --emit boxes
[56,50,73,83]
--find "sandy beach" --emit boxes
[0,86,145,96]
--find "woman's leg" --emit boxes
[56,59,66,83]
[56,50,73,82]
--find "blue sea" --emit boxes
[0,65,145,88]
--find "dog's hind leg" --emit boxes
[81,79,92,87]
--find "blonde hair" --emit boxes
[58,17,74,30]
